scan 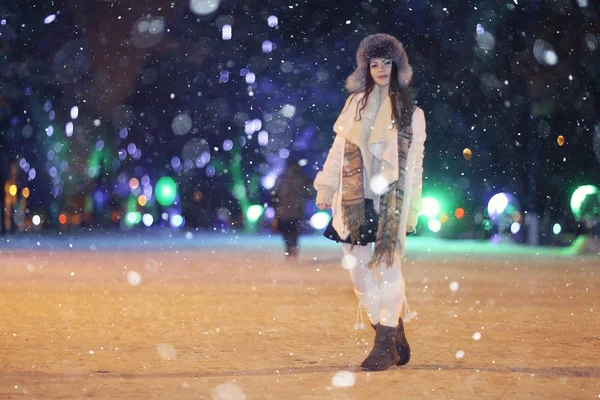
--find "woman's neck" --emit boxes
[377,84,390,99]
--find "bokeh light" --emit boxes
[463,148,472,160]
[510,222,521,234]
[482,219,492,231]
[261,172,278,190]
[422,197,440,218]
[44,14,56,24]
[440,213,448,224]
[455,208,465,219]
[170,214,184,228]
[488,193,509,216]
[262,40,273,53]
[258,131,269,146]
[126,212,142,226]
[533,39,558,66]
[190,0,220,15]
[131,16,165,49]
[265,207,275,219]
[267,15,278,27]
[246,205,264,223]
[172,113,192,135]
[129,178,140,189]
[155,177,177,206]
[310,211,331,230]
[222,24,232,40]
[513,211,522,222]
[570,185,598,220]
[142,214,154,227]
[428,219,441,233]
[553,223,562,235]
[486,193,522,231]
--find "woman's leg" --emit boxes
[277,219,291,254]
[288,219,300,256]
[378,251,406,327]
[342,243,380,325]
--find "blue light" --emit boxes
[170,214,184,228]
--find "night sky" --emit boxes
[0,0,598,240]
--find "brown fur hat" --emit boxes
[346,33,413,92]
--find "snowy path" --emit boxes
[0,232,599,399]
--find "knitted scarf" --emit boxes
[342,104,413,269]
[341,142,366,245]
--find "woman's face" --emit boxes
[370,58,392,87]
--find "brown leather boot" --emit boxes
[370,318,411,366]
[360,324,400,371]
[395,317,411,366]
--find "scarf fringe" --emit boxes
[367,247,394,269]
[343,201,365,247]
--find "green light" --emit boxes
[482,219,492,231]
[553,223,562,235]
[428,219,441,233]
[422,197,441,218]
[126,212,141,226]
[232,183,247,200]
[570,185,598,220]
[156,177,177,206]
[246,205,264,223]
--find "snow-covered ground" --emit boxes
[0,232,598,399]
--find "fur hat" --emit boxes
[346,33,413,92]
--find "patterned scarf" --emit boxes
[341,142,366,245]
[342,113,413,269]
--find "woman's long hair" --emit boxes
[349,62,416,132]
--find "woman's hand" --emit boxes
[317,203,331,210]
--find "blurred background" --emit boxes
[0,0,598,249]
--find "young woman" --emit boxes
[314,33,426,371]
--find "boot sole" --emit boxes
[360,356,401,372]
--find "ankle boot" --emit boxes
[360,324,400,371]
[370,320,411,366]
[395,317,411,366]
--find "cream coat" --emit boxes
[314,92,426,258]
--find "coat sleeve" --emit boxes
[407,107,426,231]
[313,135,344,206]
